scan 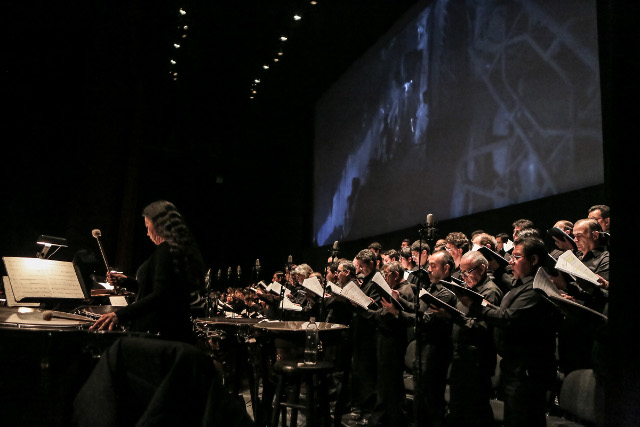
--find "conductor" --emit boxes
[90,200,205,343]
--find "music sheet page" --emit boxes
[555,251,600,285]
[302,276,325,297]
[2,257,85,300]
[341,282,372,309]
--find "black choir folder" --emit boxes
[533,267,607,323]
[439,280,499,309]
[419,288,466,319]
[2,257,89,301]
[547,227,578,251]
[477,246,509,267]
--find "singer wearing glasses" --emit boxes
[90,200,205,343]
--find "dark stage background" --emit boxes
[0,1,638,422]
[0,0,611,279]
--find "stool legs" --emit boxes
[270,363,335,427]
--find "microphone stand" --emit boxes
[413,216,436,427]
[214,269,222,315]
[281,256,292,321]
[320,242,338,321]
[205,269,213,317]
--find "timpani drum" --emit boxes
[0,306,155,426]
[251,320,349,364]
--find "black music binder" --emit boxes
[477,246,509,267]
[547,227,578,251]
[547,294,607,323]
[439,280,499,309]
[419,289,466,319]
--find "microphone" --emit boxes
[330,240,339,262]
[237,265,242,283]
[255,259,261,280]
[91,228,111,274]
[426,213,436,241]
[217,269,222,282]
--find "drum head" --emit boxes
[0,307,92,329]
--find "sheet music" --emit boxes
[371,271,403,310]
[371,272,393,297]
[533,268,563,297]
[267,282,291,296]
[326,281,342,295]
[2,276,40,307]
[109,296,128,307]
[554,251,600,285]
[302,276,325,297]
[340,282,373,309]
[503,239,514,253]
[3,257,85,300]
[280,296,303,311]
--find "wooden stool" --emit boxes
[270,360,335,427]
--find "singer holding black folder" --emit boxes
[460,236,561,427]
[431,251,503,427]
[90,200,205,343]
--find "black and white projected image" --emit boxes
[313,0,604,247]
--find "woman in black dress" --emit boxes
[90,200,205,343]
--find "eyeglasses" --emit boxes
[461,265,480,277]
[509,254,524,263]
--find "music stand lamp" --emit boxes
[36,235,68,259]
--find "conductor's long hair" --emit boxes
[142,200,205,291]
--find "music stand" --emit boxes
[2,257,89,303]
